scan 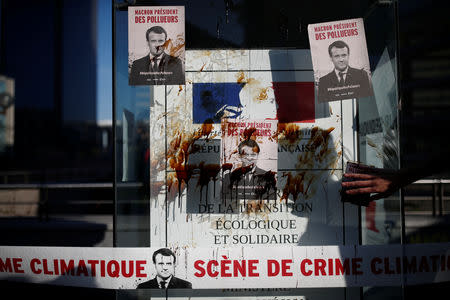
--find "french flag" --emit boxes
[192,81,315,124]
[189,49,315,124]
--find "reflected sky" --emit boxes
[97,0,113,124]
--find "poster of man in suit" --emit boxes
[137,248,192,289]
[308,18,374,102]
[128,6,185,85]
[221,120,278,202]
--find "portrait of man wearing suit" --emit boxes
[317,40,373,102]
[137,248,192,289]
[223,138,276,201]
[129,26,184,86]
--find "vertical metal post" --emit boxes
[0,0,6,73]
[392,0,407,299]
[354,70,363,300]
[112,0,117,248]
[432,183,436,217]
[439,181,443,216]
[165,85,168,248]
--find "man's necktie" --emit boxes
[160,280,166,289]
[338,72,345,86]
[152,58,158,72]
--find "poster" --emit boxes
[307,18,373,102]
[128,6,185,86]
[221,119,278,202]
[149,49,348,250]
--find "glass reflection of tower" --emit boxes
[0,0,112,180]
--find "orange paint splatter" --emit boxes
[196,163,222,201]
[280,172,305,202]
[236,72,246,84]
[150,181,165,199]
[277,123,301,144]
[242,127,257,140]
[169,42,185,57]
[230,164,254,189]
[162,38,186,57]
[244,200,265,215]
[246,78,258,85]
[165,119,219,202]
[161,39,172,50]
[278,126,339,202]
[296,126,335,168]
[199,121,213,139]
[235,74,271,102]
[222,163,233,172]
[254,170,277,200]
[256,87,269,101]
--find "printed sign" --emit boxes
[307,18,374,102]
[149,50,346,250]
[1,244,449,289]
[128,6,185,85]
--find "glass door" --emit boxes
[113,1,400,299]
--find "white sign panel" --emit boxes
[148,49,351,250]
[1,244,449,289]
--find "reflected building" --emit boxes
[0,75,14,155]
[0,0,112,182]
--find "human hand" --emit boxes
[341,171,401,201]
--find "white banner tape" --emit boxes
[1,243,449,289]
